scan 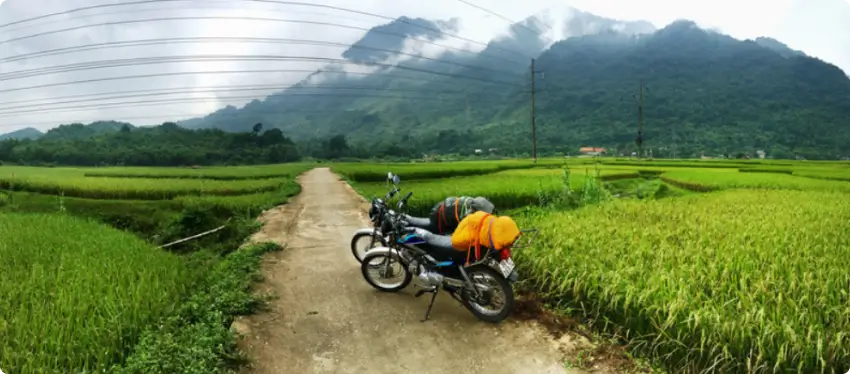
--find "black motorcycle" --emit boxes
[359,191,537,323]
[349,173,436,263]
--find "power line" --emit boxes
[0,69,382,94]
[0,84,494,111]
[0,55,523,92]
[0,40,524,79]
[1,3,373,36]
[0,113,214,129]
[1,16,527,68]
[0,1,534,62]
[0,91,507,118]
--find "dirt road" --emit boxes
[237,168,599,374]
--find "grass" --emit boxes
[516,189,850,373]
[0,213,192,373]
[113,242,282,374]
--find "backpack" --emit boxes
[451,211,520,263]
[428,196,495,234]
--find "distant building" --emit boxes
[474,149,483,154]
[756,150,766,159]
[579,147,606,156]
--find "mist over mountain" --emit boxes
[341,16,461,63]
[179,7,660,138]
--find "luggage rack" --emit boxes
[512,228,539,250]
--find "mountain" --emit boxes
[40,121,135,141]
[179,8,658,144]
[0,127,43,140]
[528,20,850,158]
[176,10,850,159]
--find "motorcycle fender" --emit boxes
[353,228,379,237]
[507,270,519,283]
[363,246,404,260]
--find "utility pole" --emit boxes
[636,80,644,160]
[672,125,677,159]
[531,58,537,164]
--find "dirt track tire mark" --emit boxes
[234,168,607,374]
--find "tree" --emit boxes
[252,123,263,135]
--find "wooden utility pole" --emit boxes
[531,58,537,164]
[636,80,644,159]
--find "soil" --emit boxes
[234,168,630,374]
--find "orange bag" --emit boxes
[451,211,520,256]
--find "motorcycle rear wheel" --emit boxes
[360,251,412,292]
[351,231,387,263]
[461,266,515,323]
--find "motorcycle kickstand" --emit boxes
[415,286,439,322]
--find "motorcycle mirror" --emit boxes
[387,172,393,180]
[392,175,400,185]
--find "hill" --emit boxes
[0,127,43,140]
[0,122,300,166]
[40,121,136,141]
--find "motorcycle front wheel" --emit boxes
[461,266,515,323]
[360,251,412,292]
[350,231,387,263]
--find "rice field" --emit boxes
[516,190,850,372]
[0,163,311,373]
[4,157,850,373]
[83,163,312,180]
[662,170,850,193]
[0,213,192,373]
[0,164,310,200]
[339,158,850,372]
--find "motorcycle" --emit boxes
[359,191,537,323]
[350,172,434,263]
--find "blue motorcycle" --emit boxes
[359,191,537,323]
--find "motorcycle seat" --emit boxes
[402,214,432,230]
[416,229,469,263]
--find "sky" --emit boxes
[0,0,848,134]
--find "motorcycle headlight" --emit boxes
[368,205,380,223]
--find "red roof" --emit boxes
[579,147,606,153]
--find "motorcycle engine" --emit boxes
[409,259,443,287]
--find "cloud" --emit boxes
[0,0,847,133]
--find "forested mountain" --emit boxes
[0,127,42,141]
[176,10,850,159]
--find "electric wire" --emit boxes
[0,0,534,62]
[0,91,507,118]
[0,84,493,111]
[0,41,524,79]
